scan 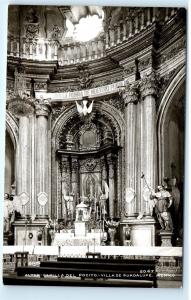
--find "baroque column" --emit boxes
[71,157,79,214]
[7,69,35,216]
[140,72,158,216]
[107,154,116,219]
[123,82,139,218]
[60,156,70,221]
[35,99,51,218]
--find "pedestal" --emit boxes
[108,228,117,246]
[159,230,173,247]
[13,219,49,246]
[75,221,87,237]
[158,231,176,266]
[121,218,155,246]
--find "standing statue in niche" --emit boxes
[150,185,174,231]
[4,193,14,233]
[63,193,75,220]
[99,180,109,220]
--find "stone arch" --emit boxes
[51,100,125,219]
[6,111,19,150]
[52,101,125,149]
[5,111,19,194]
[157,66,185,183]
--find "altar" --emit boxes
[52,198,107,246]
[53,230,107,246]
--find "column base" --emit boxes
[13,219,50,246]
[120,218,155,246]
[159,230,173,247]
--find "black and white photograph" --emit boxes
[3,5,186,288]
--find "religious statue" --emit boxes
[63,192,75,220]
[150,185,173,231]
[4,193,14,233]
[99,180,109,220]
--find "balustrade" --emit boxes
[7,8,178,64]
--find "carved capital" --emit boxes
[123,81,139,105]
[71,157,78,172]
[107,154,117,179]
[7,94,35,117]
[35,97,51,117]
[140,71,158,98]
[60,156,70,173]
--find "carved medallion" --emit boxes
[19,192,29,206]
[125,187,135,203]
[85,159,97,172]
[37,192,48,206]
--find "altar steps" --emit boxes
[6,257,157,287]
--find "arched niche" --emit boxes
[51,100,125,220]
[4,130,15,194]
[157,67,185,184]
[5,112,19,195]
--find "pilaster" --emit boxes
[139,71,158,216]
[35,98,51,218]
[123,82,139,218]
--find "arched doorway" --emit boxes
[158,74,185,182]
[157,68,185,239]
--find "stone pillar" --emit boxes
[146,8,151,26]
[129,18,133,37]
[123,82,139,218]
[105,31,109,48]
[71,157,78,217]
[109,26,115,47]
[140,72,158,216]
[7,89,35,216]
[101,156,107,183]
[140,9,145,30]
[17,116,30,215]
[35,100,51,218]
[60,156,70,221]
[123,20,127,41]
[107,154,116,219]
[116,24,121,44]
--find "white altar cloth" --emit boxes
[52,232,106,246]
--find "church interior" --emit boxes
[3,5,186,287]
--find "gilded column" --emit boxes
[35,99,51,218]
[140,72,158,216]
[123,82,139,218]
[107,154,116,219]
